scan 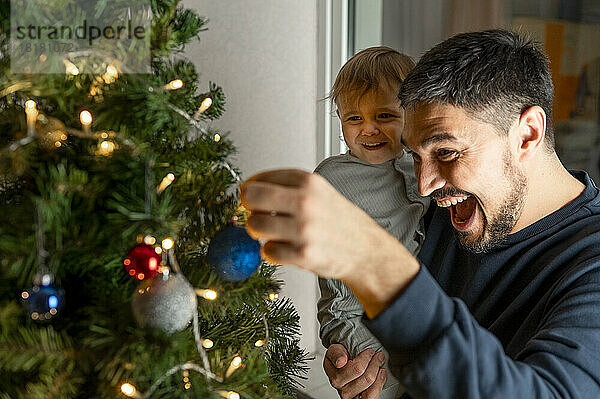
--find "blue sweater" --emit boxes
[366,171,600,398]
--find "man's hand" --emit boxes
[241,169,420,318]
[241,169,382,280]
[324,344,387,399]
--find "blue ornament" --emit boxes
[207,225,262,281]
[21,280,65,322]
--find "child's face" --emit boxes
[336,84,404,164]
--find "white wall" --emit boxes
[183,0,321,355]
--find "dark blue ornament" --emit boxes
[21,283,65,322]
[207,225,262,281]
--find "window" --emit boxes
[350,0,600,182]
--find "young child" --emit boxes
[315,46,429,398]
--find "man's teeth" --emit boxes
[363,143,383,147]
[436,195,469,207]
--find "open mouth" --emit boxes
[437,195,477,231]
[361,142,387,151]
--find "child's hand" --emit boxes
[323,344,386,398]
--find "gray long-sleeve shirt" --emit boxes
[315,152,428,398]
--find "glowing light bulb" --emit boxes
[201,97,212,109]
[205,290,217,300]
[157,173,175,193]
[100,141,112,150]
[196,289,217,300]
[213,133,221,142]
[218,391,240,399]
[106,64,118,78]
[80,110,92,125]
[268,293,279,301]
[148,257,158,271]
[80,110,92,134]
[47,295,58,308]
[120,383,136,397]
[144,236,156,245]
[202,339,214,348]
[25,100,38,136]
[41,274,52,286]
[161,238,174,250]
[64,60,79,75]
[166,79,183,90]
[21,291,29,299]
[254,339,265,347]
[225,355,243,378]
[96,140,116,156]
[194,97,213,119]
[154,246,163,255]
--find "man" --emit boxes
[241,30,600,398]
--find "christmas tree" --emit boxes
[0,1,309,397]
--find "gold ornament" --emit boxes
[35,116,68,151]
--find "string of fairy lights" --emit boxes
[3,59,281,398]
[3,61,222,155]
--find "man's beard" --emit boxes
[456,150,527,253]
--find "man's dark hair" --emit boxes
[399,29,555,150]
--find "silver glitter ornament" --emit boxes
[131,272,197,334]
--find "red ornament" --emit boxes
[123,244,162,280]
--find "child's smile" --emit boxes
[361,142,387,150]
[337,84,404,164]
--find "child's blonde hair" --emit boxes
[331,46,415,108]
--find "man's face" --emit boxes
[403,102,527,253]
[337,85,404,164]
